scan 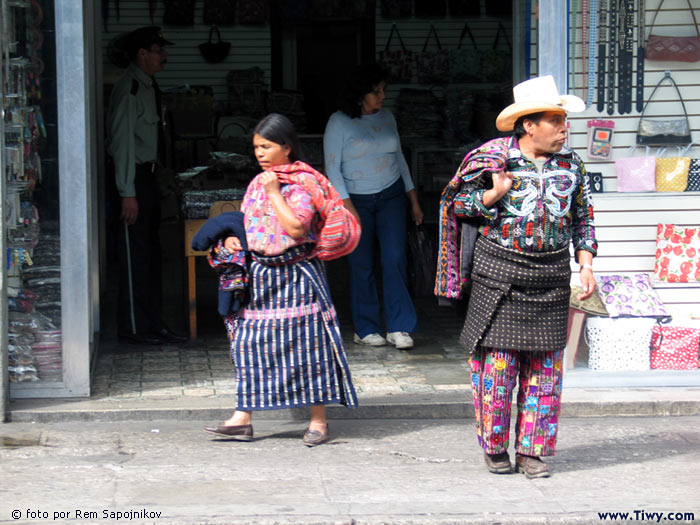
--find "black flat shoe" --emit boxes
[157,328,188,344]
[203,423,253,441]
[117,332,164,345]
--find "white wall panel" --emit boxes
[101,0,271,101]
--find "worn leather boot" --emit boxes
[516,453,551,478]
[484,451,512,474]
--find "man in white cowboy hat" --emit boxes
[435,75,598,478]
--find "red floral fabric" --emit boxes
[654,224,700,283]
[650,325,700,370]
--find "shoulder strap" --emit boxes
[648,0,700,38]
[422,24,442,51]
[457,23,478,50]
[639,71,691,123]
[492,21,512,50]
[385,23,407,51]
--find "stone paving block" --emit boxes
[435,384,471,391]
[356,385,403,394]
[181,364,211,372]
[108,381,142,389]
[141,370,181,383]
[354,376,399,386]
[182,379,215,387]
[139,381,182,388]
[183,388,216,397]
[400,385,436,393]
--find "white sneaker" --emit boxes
[353,333,387,346]
[387,331,414,349]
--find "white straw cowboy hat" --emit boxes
[496,75,585,132]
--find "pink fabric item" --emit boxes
[243,161,361,260]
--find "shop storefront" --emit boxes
[1,0,99,415]
[1,0,699,416]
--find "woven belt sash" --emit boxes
[618,0,635,114]
[597,0,608,112]
[459,237,572,353]
[636,0,646,112]
[607,0,618,115]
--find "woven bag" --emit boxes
[586,317,656,371]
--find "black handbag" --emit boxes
[163,0,195,26]
[198,26,231,63]
[202,0,236,25]
[636,72,692,147]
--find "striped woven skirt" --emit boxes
[230,244,357,411]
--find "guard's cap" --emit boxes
[125,26,173,57]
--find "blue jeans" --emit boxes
[348,178,417,338]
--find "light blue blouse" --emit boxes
[323,109,415,199]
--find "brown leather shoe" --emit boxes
[302,424,329,447]
[516,453,551,478]
[484,451,512,474]
[203,423,253,441]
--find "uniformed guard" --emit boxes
[107,26,186,345]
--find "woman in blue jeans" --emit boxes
[323,64,423,349]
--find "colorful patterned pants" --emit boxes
[469,347,563,457]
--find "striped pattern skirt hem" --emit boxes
[231,250,357,411]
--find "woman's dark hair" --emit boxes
[252,113,305,163]
[338,64,388,119]
[513,112,545,138]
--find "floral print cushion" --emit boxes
[596,273,670,318]
[654,224,700,283]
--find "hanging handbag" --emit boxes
[636,72,692,146]
[415,25,450,84]
[163,0,195,25]
[415,0,447,17]
[378,24,414,83]
[682,142,700,191]
[654,223,700,283]
[480,21,512,82]
[615,146,657,192]
[448,0,480,17]
[654,147,690,192]
[202,0,236,25]
[380,0,412,19]
[238,0,270,25]
[650,325,700,370]
[645,0,700,62]
[449,23,481,82]
[198,26,231,63]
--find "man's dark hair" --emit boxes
[253,113,305,163]
[338,64,387,119]
[513,112,545,138]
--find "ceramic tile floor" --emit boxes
[92,298,472,400]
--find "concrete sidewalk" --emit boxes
[9,298,700,422]
[1,416,699,524]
